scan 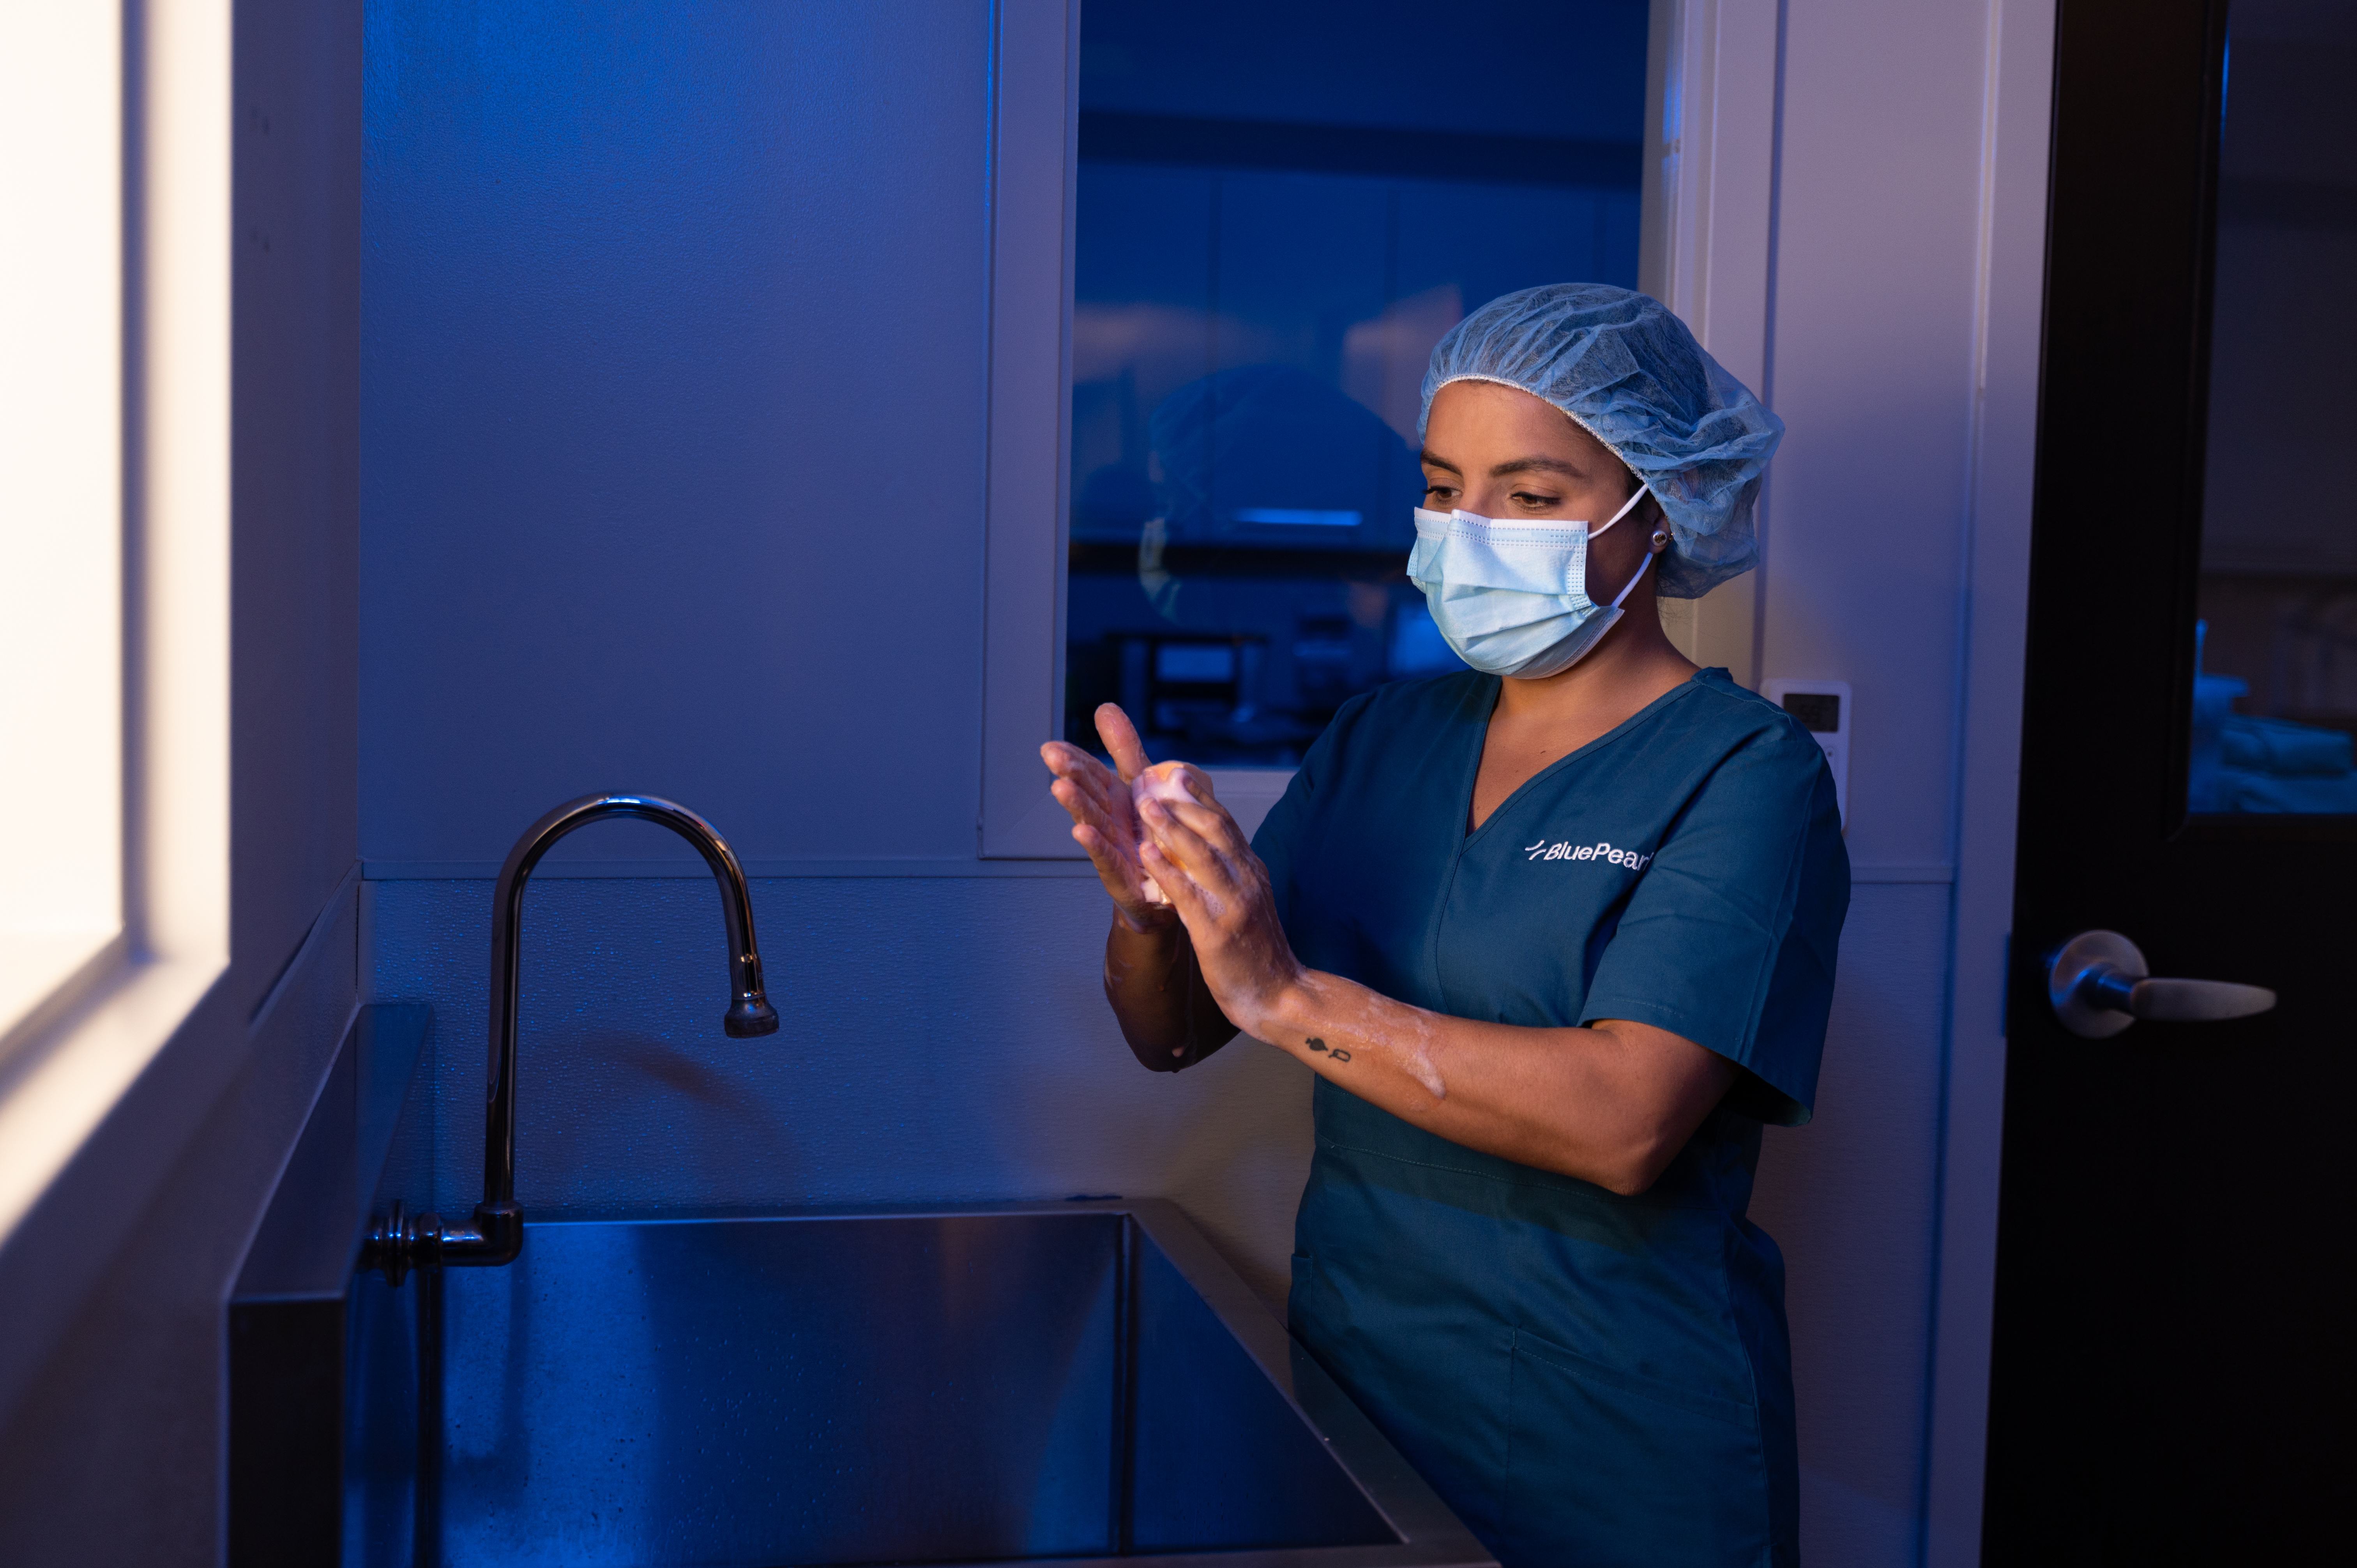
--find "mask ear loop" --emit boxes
[1608,525,1674,610]
[1586,481,1652,540]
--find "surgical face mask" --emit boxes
[1407,484,1661,679]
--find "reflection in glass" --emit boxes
[1066,0,1649,766]
[2191,1,2357,812]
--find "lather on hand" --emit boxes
[1039,703,1215,928]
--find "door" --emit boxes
[1985,0,2355,1559]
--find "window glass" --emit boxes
[1067,0,1651,766]
[2189,1,2357,813]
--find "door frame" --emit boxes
[1920,4,2057,1562]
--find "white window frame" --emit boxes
[1639,0,1781,683]
[971,0,1345,856]
[0,0,231,1253]
[973,0,1782,856]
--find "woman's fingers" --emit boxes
[1139,797,1246,898]
[1041,740,1117,800]
[1043,745,1135,831]
[1138,838,1217,920]
[1152,795,1249,859]
[1141,817,1302,1039]
[1048,775,1122,843]
[1042,732,1186,929]
[1071,820,1138,883]
[1094,704,1152,784]
[1141,796,1255,891]
[1050,772,1143,867]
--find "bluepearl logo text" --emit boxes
[1526,838,1653,869]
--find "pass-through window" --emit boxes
[1064,0,1652,767]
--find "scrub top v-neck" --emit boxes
[1253,667,1848,1568]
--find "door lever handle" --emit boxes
[2047,930,2276,1039]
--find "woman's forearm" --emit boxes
[1103,911,1240,1071]
[1115,784,1732,1185]
[1239,972,1732,1193]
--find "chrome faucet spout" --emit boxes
[368,794,778,1280]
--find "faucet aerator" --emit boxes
[727,996,781,1037]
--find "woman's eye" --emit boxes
[1510,491,1560,510]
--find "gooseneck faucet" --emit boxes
[368,795,778,1283]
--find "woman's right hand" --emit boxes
[1041,703,1180,931]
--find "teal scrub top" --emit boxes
[1255,667,1848,1568]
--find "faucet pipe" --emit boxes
[369,794,778,1280]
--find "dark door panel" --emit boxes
[1986,0,2355,1559]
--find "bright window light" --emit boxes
[0,2,124,1038]
[0,0,227,1250]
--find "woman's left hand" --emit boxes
[1133,786,1305,1039]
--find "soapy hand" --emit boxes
[1136,797,1447,1098]
[1041,704,1216,931]
[1128,761,1214,905]
[1127,770,1309,1043]
[1052,709,1444,1100]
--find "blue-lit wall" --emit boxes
[360,0,1315,1300]
[362,0,995,864]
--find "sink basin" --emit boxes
[230,1011,1488,1567]
[344,1202,1491,1567]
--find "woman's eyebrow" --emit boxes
[1488,456,1584,479]
[1418,449,1462,474]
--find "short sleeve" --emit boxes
[1578,720,1849,1125]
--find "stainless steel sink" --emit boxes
[235,1012,1486,1566]
[343,1201,1493,1568]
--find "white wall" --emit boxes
[360,0,998,870]
[1744,2,2020,1563]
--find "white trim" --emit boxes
[977,0,1083,857]
[971,0,1302,860]
[1924,3,2054,1563]
[133,0,233,968]
[1643,0,1781,687]
[361,775,1301,881]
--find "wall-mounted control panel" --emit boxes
[1762,679,1851,829]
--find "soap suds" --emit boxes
[1130,762,1211,905]
[1299,975,1448,1102]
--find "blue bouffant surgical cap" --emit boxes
[1419,283,1785,599]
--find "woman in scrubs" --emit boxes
[1042,284,1846,1568]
